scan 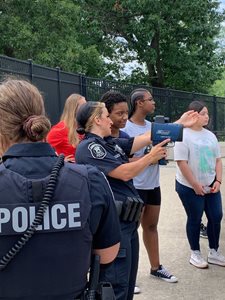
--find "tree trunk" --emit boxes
[148,29,164,87]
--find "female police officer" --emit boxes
[0,79,120,300]
[75,101,171,300]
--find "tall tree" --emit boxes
[208,69,225,96]
[0,0,106,77]
[79,0,225,92]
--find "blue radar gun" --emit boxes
[151,115,183,165]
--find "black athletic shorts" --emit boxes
[136,186,161,206]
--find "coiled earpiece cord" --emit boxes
[0,154,65,271]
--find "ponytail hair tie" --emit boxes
[76,127,86,135]
[23,115,39,139]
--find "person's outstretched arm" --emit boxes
[108,139,169,181]
[131,110,198,153]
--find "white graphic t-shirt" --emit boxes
[174,128,221,188]
[122,120,159,190]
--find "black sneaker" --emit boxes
[150,265,178,283]
[200,223,208,239]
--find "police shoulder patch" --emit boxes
[88,142,107,159]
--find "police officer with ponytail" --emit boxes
[0,78,120,300]
[75,101,171,300]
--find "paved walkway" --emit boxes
[135,161,225,300]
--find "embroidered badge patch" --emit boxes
[88,142,107,159]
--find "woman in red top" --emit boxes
[47,93,86,161]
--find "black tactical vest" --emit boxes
[0,162,92,299]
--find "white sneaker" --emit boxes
[134,285,141,294]
[208,249,225,267]
[190,250,208,269]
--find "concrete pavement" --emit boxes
[135,160,225,300]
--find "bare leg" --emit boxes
[141,204,160,270]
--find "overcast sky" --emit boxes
[220,0,225,10]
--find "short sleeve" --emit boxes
[47,126,64,148]
[76,141,122,175]
[87,166,121,249]
[212,133,221,158]
[174,140,189,161]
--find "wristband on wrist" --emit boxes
[216,179,222,184]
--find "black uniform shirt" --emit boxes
[76,133,139,202]
[0,142,121,300]
[2,142,121,249]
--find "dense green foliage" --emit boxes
[78,0,225,92]
[0,0,225,92]
[209,69,225,96]
[0,0,106,77]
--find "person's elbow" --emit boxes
[94,242,120,264]
[124,175,133,181]
[108,169,132,182]
[117,172,132,181]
